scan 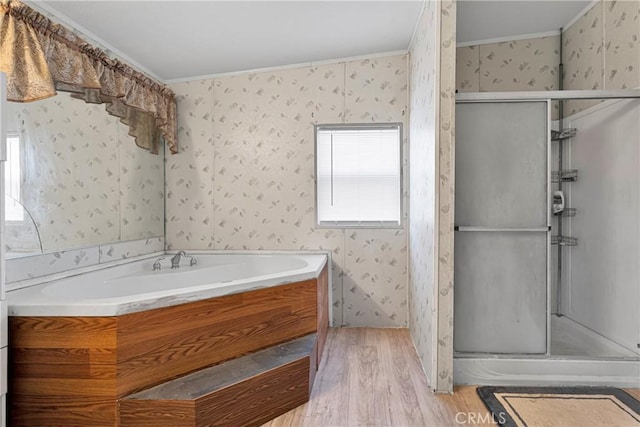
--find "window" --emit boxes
[315,124,402,227]
[5,132,24,222]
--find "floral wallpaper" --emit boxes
[409,0,437,391]
[456,46,479,92]
[456,0,639,118]
[5,93,164,254]
[564,0,640,115]
[480,37,560,93]
[119,128,165,242]
[436,0,456,393]
[6,237,164,286]
[604,0,640,91]
[167,54,409,328]
[457,36,560,93]
[563,1,605,115]
[408,0,456,393]
[165,79,215,250]
[457,35,561,118]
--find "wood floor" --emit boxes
[262,328,640,427]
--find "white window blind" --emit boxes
[316,124,401,227]
[5,133,23,222]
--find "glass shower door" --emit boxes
[454,101,549,354]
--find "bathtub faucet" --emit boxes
[169,251,198,269]
[171,251,187,269]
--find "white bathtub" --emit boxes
[8,253,328,317]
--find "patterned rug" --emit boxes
[477,386,640,427]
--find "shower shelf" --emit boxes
[552,236,578,246]
[553,208,577,217]
[551,128,577,141]
[552,169,578,183]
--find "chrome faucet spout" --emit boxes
[171,251,187,269]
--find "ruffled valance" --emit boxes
[0,0,177,154]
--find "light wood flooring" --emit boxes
[263,328,640,427]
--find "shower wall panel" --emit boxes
[562,99,640,354]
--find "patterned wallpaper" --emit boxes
[563,0,640,115]
[603,0,640,91]
[409,0,438,389]
[167,54,409,328]
[436,0,456,394]
[456,45,479,92]
[6,237,164,286]
[456,35,561,118]
[457,0,639,118]
[457,36,560,93]
[563,1,605,114]
[408,0,456,393]
[5,94,164,254]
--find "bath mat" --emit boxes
[477,386,640,427]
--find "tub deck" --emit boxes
[8,253,327,316]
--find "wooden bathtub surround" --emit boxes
[316,265,329,365]
[9,264,329,426]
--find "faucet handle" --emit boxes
[153,257,165,271]
[189,257,198,267]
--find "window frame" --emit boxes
[4,131,25,223]
[314,122,404,229]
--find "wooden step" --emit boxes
[119,333,317,427]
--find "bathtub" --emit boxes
[8,253,328,317]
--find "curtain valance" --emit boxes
[0,0,177,154]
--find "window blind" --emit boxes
[316,125,401,226]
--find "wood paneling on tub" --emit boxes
[116,279,317,396]
[316,265,329,366]
[9,317,119,425]
[9,265,329,426]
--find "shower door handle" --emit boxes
[454,226,551,232]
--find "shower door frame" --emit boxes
[454,89,640,359]
[452,89,640,387]
[454,97,553,356]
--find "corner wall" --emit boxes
[408,0,456,393]
[558,0,640,353]
[166,54,409,328]
[562,0,640,114]
[561,99,640,354]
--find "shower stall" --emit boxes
[453,91,640,387]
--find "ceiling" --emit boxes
[457,1,592,44]
[36,1,592,83]
[38,1,423,82]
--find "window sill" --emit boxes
[316,221,403,229]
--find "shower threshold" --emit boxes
[454,356,639,388]
[452,315,639,386]
[454,316,640,387]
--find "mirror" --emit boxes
[4,93,164,257]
